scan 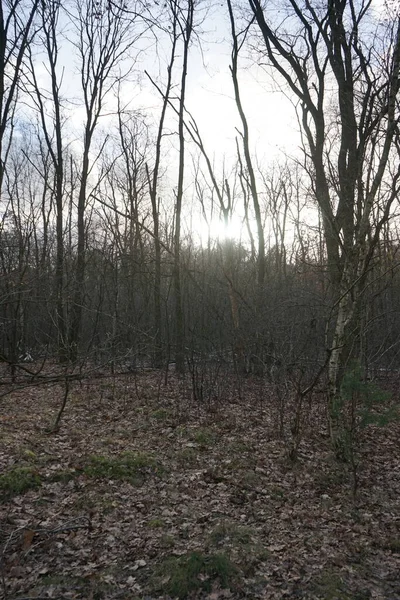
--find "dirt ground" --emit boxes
[1,370,399,599]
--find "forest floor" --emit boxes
[1,369,399,599]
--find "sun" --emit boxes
[196,214,246,246]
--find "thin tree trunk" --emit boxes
[173,0,194,374]
[69,147,89,362]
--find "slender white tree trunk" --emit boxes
[327,263,356,446]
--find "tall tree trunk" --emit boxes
[69,145,89,362]
[228,0,266,372]
[173,0,194,374]
[145,27,178,369]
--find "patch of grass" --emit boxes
[99,497,117,514]
[177,447,198,466]
[378,537,400,553]
[49,469,79,483]
[0,466,41,501]
[20,448,38,461]
[268,484,286,500]
[83,451,163,485]
[314,467,348,493]
[193,427,217,447]
[73,495,97,511]
[253,544,271,562]
[36,574,116,599]
[228,440,252,454]
[208,522,268,576]
[209,521,252,546]
[160,534,176,548]
[312,569,354,600]
[240,470,259,487]
[151,408,171,422]
[148,517,164,528]
[40,574,85,586]
[153,551,238,599]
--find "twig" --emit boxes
[33,519,91,535]
[28,516,91,536]
[50,377,70,432]
[0,525,26,600]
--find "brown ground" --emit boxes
[0,370,399,599]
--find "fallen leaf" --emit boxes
[22,529,35,550]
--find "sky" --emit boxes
[15,0,394,247]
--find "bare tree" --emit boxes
[172,0,195,374]
[145,12,179,368]
[26,0,67,360]
[68,0,143,361]
[227,0,265,291]
[248,0,400,445]
[0,0,39,194]
[0,145,35,376]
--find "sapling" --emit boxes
[336,361,397,498]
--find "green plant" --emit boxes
[0,466,41,500]
[314,467,347,493]
[341,362,394,429]
[83,452,162,485]
[99,497,117,514]
[209,521,252,546]
[177,447,198,466]
[335,361,397,497]
[312,569,356,600]
[151,408,171,422]
[268,484,286,500]
[378,537,400,553]
[193,427,217,448]
[153,551,238,599]
[228,440,251,454]
[34,573,115,599]
[40,574,86,586]
[49,469,79,483]
[238,469,258,487]
[21,448,37,461]
[160,534,176,548]
[208,522,267,575]
[148,518,164,528]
